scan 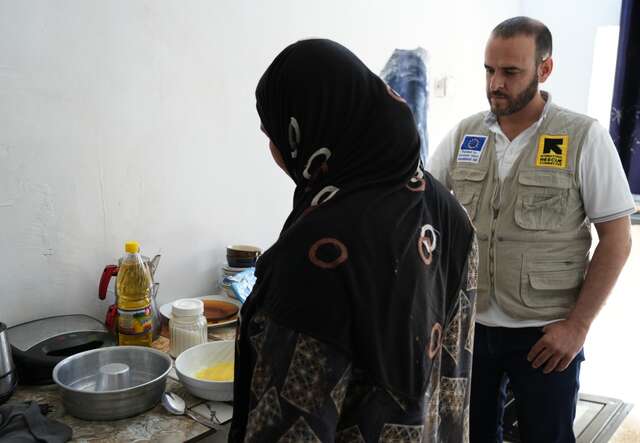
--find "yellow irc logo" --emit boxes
[536,135,568,169]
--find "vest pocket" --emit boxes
[514,171,571,230]
[457,188,481,220]
[520,255,585,308]
[450,167,487,221]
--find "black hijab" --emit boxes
[236,39,473,405]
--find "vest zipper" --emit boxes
[488,179,501,293]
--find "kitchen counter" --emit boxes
[5,330,237,442]
[9,378,216,443]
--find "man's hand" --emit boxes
[527,319,588,374]
[527,217,632,375]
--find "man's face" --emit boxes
[484,35,540,116]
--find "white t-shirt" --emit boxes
[427,96,636,327]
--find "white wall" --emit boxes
[0,0,519,326]
[581,227,640,415]
[520,0,622,115]
[425,0,520,148]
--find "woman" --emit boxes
[229,39,477,442]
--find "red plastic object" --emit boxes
[105,304,118,334]
[99,265,118,300]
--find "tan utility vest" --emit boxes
[447,103,594,320]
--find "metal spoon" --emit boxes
[162,391,217,430]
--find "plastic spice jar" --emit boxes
[169,298,207,358]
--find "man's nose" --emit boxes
[489,74,504,92]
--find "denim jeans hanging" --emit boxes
[381,48,429,165]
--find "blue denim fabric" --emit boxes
[470,324,583,443]
[381,48,429,165]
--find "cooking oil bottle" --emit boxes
[116,241,153,346]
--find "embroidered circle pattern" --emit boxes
[303,147,332,180]
[406,168,426,192]
[427,322,443,359]
[308,238,348,269]
[302,186,340,218]
[288,117,300,159]
[386,84,407,103]
[311,186,339,206]
[418,224,438,266]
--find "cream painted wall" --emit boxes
[0,0,519,325]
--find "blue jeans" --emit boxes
[380,48,429,165]
[470,324,584,443]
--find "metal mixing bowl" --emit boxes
[53,346,172,420]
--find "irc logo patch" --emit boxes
[456,135,487,163]
[536,135,568,168]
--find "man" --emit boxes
[427,16,634,443]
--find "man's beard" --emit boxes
[487,75,538,117]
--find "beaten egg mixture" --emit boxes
[195,361,234,381]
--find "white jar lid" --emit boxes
[172,298,204,317]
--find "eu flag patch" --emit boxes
[457,135,487,163]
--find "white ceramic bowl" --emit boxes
[174,340,234,401]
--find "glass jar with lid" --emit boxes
[169,298,207,358]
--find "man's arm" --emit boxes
[426,127,457,187]
[527,216,632,373]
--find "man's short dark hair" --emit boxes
[492,16,552,65]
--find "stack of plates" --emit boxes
[219,245,261,300]
[219,265,244,298]
[221,265,245,279]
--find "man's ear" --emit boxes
[538,57,553,83]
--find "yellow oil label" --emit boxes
[117,307,152,335]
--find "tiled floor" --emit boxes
[611,408,640,442]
